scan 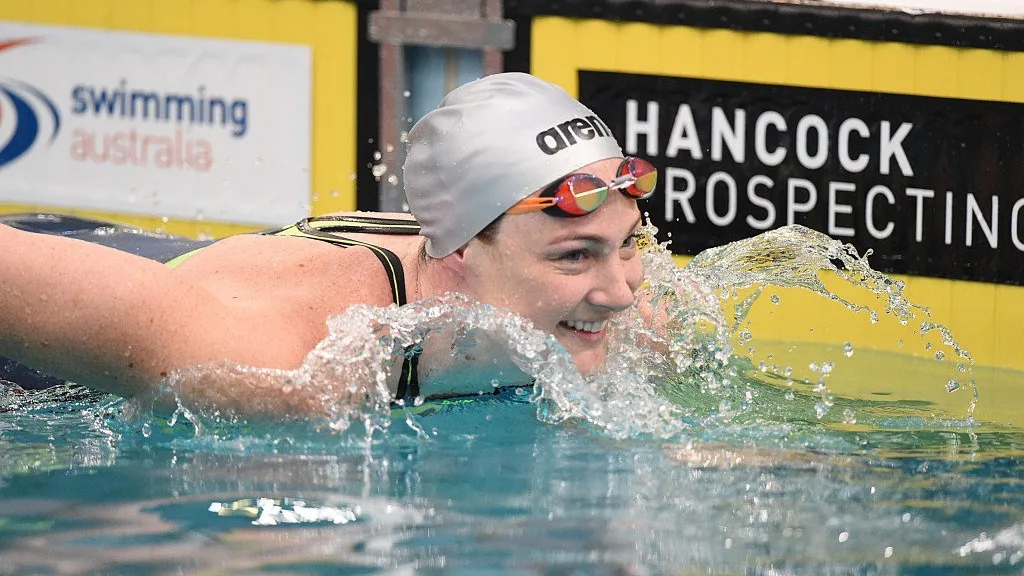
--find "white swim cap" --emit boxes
[404,72,623,258]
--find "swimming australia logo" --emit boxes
[535,115,613,155]
[0,38,61,170]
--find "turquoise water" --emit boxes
[1,372,1022,574]
[1,225,1022,574]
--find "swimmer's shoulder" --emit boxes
[173,229,403,310]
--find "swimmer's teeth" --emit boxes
[564,320,606,333]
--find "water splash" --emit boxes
[140,223,978,445]
[682,225,979,422]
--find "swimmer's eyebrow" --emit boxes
[549,216,644,245]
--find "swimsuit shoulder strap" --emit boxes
[263,215,424,402]
[263,216,420,307]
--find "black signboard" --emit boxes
[579,70,1024,285]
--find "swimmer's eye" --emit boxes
[557,249,589,263]
[622,232,643,249]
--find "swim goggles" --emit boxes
[505,156,658,218]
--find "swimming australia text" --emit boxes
[70,81,249,138]
[535,115,614,155]
[66,81,250,172]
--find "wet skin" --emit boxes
[456,158,646,374]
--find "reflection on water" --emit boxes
[0,395,1021,574]
[0,224,1021,574]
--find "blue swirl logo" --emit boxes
[0,39,60,170]
[0,80,61,170]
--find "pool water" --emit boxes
[1,224,1021,574]
[1,354,1022,575]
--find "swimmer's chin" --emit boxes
[560,343,609,375]
[553,323,610,375]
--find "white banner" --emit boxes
[817,0,1024,17]
[0,21,311,225]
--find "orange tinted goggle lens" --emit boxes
[618,157,658,199]
[551,174,608,216]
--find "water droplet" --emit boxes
[945,379,959,393]
[403,90,411,97]
[385,144,394,153]
[884,546,894,558]
[843,342,854,357]
[400,131,409,143]
[758,361,768,372]
[814,401,830,418]
[821,362,834,374]
[770,294,780,304]
[934,350,945,361]
[371,164,388,179]
[785,390,795,401]
[897,339,904,347]
[839,531,849,542]
[491,379,500,388]
[925,342,932,350]
[195,210,205,222]
[373,151,382,161]
[141,422,152,437]
[783,366,793,377]
[161,216,169,223]
[413,396,425,407]
[842,409,856,424]
[387,174,398,185]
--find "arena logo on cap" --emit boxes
[0,38,61,171]
[535,115,613,155]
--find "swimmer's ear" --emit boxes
[440,242,474,277]
[445,243,470,265]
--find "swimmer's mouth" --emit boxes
[561,319,608,334]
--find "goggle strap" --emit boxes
[505,197,558,214]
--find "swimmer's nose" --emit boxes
[590,255,642,312]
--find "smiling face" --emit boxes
[457,158,646,373]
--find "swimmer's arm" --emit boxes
[0,224,314,403]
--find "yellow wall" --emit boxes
[0,0,358,238]
[531,17,1024,372]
